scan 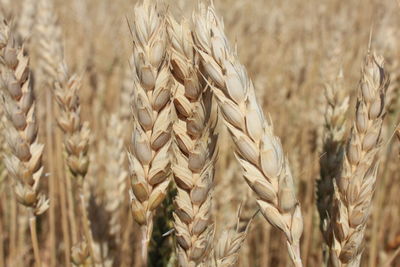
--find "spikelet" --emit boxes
[193,4,303,266]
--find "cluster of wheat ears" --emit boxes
[0,0,400,266]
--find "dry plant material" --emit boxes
[329,53,389,266]
[128,0,173,261]
[0,20,49,266]
[168,16,218,266]
[193,4,303,266]
[317,70,349,246]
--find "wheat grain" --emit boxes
[128,0,173,262]
[193,4,303,266]
[328,52,389,266]
[167,16,218,266]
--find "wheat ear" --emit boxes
[317,70,349,247]
[0,20,49,267]
[167,16,218,266]
[193,4,303,266]
[128,0,173,263]
[54,65,95,265]
[328,52,389,266]
[210,202,254,267]
[103,114,128,244]
[35,0,63,83]
[17,0,37,43]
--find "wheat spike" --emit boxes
[121,55,135,123]
[54,64,95,265]
[128,0,173,261]
[0,19,49,267]
[103,114,128,243]
[167,16,218,266]
[35,0,63,85]
[317,70,349,246]
[55,66,90,181]
[193,4,303,266]
[210,202,254,267]
[17,0,37,42]
[0,20,49,216]
[328,52,389,266]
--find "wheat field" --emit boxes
[0,0,400,266]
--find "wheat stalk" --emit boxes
[328,52,389,266]
[127,0,173,262]
[193,4,303,266]
[0,20,49,267]
[317,70,349,251]
[167,16,218,266]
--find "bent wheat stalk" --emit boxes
[328,52,389,266]
[0,20,49,267]
[128,0,173,263]
[168,16,218,266]
[193,4,303,266]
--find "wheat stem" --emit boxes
[29,211,41,267]
[78,187,96,265]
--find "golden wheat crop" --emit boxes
[0,0,400,266]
